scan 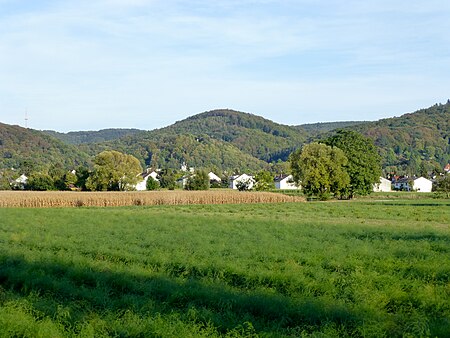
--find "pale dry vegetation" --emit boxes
[0,190,304,208]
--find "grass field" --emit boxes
[0,200,449,337]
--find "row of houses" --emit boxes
[138,168,438,193]
[9,166,447,193]
[373,176,434,193]
[135,170,300,191]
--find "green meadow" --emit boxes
[0,200,449,337]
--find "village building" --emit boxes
[135,170,159,191]
[373,177,392,192]
[393,176,433,192]
[11,174,28,190]
[229,174,254,190]
[274,174,299,190]
[208,172,221,184]
[412,177,433,193]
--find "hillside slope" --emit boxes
[348,102,450,174]
[44,128,143,144]
[3,102,448,176]
[81,132,268,172]
[149,109,308,162]
[295,121,366,136]
[0,123,90,172]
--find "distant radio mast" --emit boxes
[25,108,28,128]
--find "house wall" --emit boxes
[230,174,254,189]
[135,176,148,191]
[413,177,432,192]
[373,178,392,192]
[275,177,299,190]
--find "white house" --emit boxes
[412,177,432,193]
[208,172,221,183]
[393,176,433,192]
[373,177,392,192]
[274,174,299,190]
[229,174,254,190]
[135,171,159,191]
[11,174,28,189]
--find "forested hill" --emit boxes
[348,101,450,175]
[2,102,449,176]
[0,123,90,172]
[148,109,309,162]
[80,133,269,173]
[295,121,366,135]
[43,128,143,144]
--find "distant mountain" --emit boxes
[149,109,309,162]
[43,128,143,144]
[0,123,90,173]
[294,121,366,135]
[2,102,449,176]
[346,101,450,175]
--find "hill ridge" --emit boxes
[2,101,450,176]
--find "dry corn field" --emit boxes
[0,190,305,208]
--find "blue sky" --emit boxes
[1,0,449,132]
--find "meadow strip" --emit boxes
[0,190,305,208]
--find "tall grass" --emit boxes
[0,190,304,208]
[0,200,449,336]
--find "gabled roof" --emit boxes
[414,176,432,183]
[274,174,291,182]
[208,172,221,182]
[230,173,253,180]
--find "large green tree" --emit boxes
[290,143,349,200]
[185,170,209,190]
[434,175,450,198]
[86,151,142,191]
[26,172,55,191]
[254,170,275,191]
[323,130,382,198]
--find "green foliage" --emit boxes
[0,201,448,336]
[434,175,450,198]
[0,169,14,190]
[82,132,268,173]
[185,170,209,190]
[0,122,90,173]
[290,143,350,200]
[44,128,142,144]
[254,171,274,191]
[165,109,309,162]
[48,163,73,191]
[323,130,382,198]
[74,166,90,191]
[351,101,450,174]
[158,169,177,190]
[86,151,142,191]
[145,177,160,191]
[294,121,366,135]
[26,172,54,191]
[64,172,77,189]
[2,102,449,180]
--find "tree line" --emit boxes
[3,129,449,197]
